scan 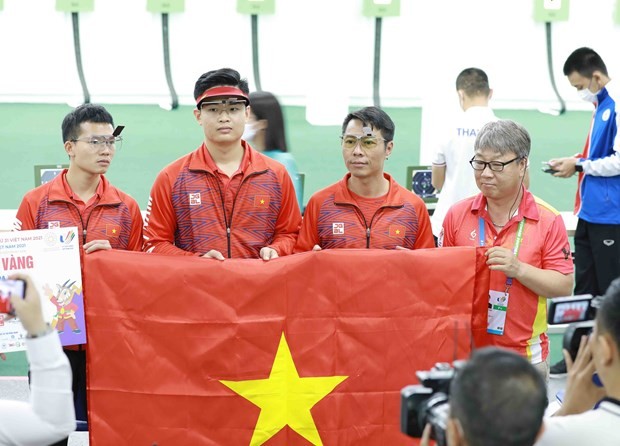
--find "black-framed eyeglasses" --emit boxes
[71,136,122,151]
[340,134,387,150]
[469,156,522,172]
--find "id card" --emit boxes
[487,289,509,335]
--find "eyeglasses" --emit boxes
[469,156,522,172]
[199,99,247,116]
[340,134,386,150]
[71,136,122,151]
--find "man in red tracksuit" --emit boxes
[14,104,144,445]
[295,106,434,252]
[143,68,301,259]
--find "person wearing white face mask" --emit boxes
[548,47,620,378]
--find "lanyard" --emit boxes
[479,217,526,291]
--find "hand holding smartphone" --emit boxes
[0,279,27,315]
[541,161,558,174]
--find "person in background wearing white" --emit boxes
[0,274,75,446]
[430,68,497,241]
[431,68,529,243]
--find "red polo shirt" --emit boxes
[440,188,573,363]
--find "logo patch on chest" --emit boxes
[189,193,201,206]
[389,225,405,238]
[106,224,120,237]
[332,223,345,235]
[254,195,270,208]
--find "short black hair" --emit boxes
[456,68,490,97]
[450,347,547,446]
[598,277,620,350]
[61,104,114,143]
[193,68,250,102]
[341,106,395,142]
[563,47,608,77]
[249,91,288,152]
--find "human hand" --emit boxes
[420,423,435,446]
[312,245,322,251]
[8,274,48,337]
[485,246,522,278]
[83,239,112,254]
[260,247,279,261]
[548,157,578,178]
[202,250,225,261]
[555,335,606,416]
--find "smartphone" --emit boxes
[0,279,27,315]
[541,161,558,174]
[547,294,595,324]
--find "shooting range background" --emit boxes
[2,0,618,372]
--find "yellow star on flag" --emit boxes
[112,228,117,234]
[395,229,400,235]
[260,199,265,205]
[220,333,348,446]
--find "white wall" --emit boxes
[0,0,618,110]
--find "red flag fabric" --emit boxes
[84,247,489,445]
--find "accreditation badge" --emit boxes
[487,289,509,335]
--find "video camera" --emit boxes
[547,294,603,360]
[400,360,466,446]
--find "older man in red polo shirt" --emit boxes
[439,119,573,378]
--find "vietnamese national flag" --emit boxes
[389,225,406,238]
[254,195,270,208]
[105,224,120,237]
[84,247,489,445]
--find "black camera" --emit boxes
[547,294,602,361]
[400,361,465,446]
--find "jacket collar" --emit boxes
[334,172,405,207]
[189,140,269,175]
[47,170,122,206]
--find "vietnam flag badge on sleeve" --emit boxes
[389,225,406,238]
[106,224,121,237]
[254,195,270,208]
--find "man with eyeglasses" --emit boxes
[143,68,301,259]
[294,106,434,252]
[439,120,573,377]
[13,103,144,445]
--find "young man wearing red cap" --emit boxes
[143,68,301,259]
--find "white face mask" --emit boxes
[242,122,258,142]
[578,78,599,103]
[578,88,598,103]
